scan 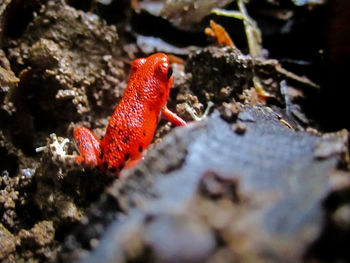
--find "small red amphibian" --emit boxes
[73,53,187,175]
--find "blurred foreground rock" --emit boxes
[58,106,350,263]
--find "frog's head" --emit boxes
[129,53,173,110]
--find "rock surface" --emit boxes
[58,107,350,263]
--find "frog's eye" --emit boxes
[167,67,173,80]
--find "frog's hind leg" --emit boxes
[73,127,102,167]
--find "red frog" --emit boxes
[65,53,186,175]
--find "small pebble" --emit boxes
[233,122,247,135]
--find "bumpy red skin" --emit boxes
[73,53,187,175]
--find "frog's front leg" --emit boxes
[161,107,187,126]
[73,127,102,167]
